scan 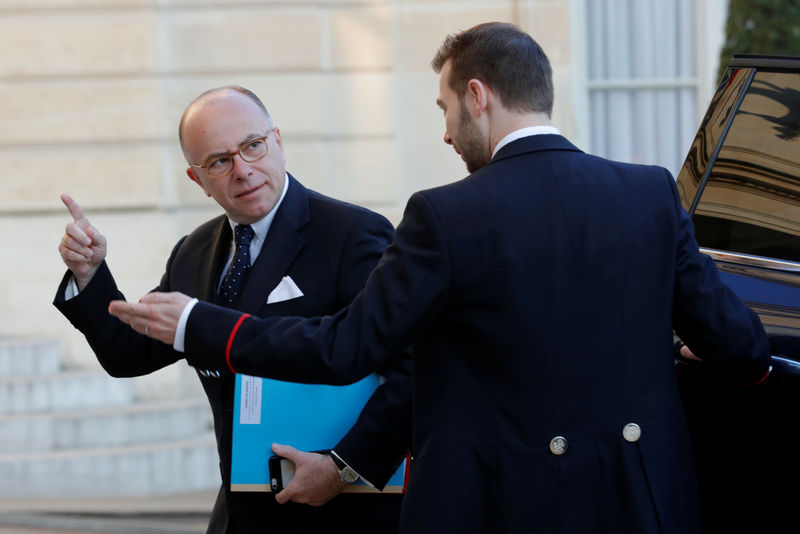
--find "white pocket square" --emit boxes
[267,276,305,304]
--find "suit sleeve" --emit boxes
[327,212,413,489]
[667,170,771,383]
[185,190,451,393]
[52,239,188,378]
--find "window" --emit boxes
[691,68,800,263]
[578,0,716,176]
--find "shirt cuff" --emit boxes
[65,276,79,300]
[173,298,199,353]
[330,449,374,488]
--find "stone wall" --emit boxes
[0,0,575,397]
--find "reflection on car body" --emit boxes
[675,55,800,533]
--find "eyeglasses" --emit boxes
[190,129,275,177]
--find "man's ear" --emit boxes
[466,78,489,115]
[272,126,283,149]
[269,126,288,165]
[186,168,212,197]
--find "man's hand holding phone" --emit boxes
[269,444,345,506]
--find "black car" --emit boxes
[675,55,800,533]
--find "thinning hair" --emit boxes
[178,85,273,154]
[431,22,553,116]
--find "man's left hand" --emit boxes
[109,291,191,346]
[272,443,345,506]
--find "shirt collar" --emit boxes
[492,126,561,158]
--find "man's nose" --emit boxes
[231,153,252,178]
[444,131,453,145]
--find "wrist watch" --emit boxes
[329,451,359,484]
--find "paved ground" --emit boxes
[0,491,216,534]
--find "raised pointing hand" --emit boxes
[58,193,107,290]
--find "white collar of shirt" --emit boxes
[492,126,561,158]
[226,172,290,264]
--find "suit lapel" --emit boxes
[196,217,232,303]
[189,217,232,380]
[236,174,310,315]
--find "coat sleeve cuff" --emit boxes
[184,300,250,373]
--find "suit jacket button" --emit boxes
[549,436,568,455]
[623,423,641,442]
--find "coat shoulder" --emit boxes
[184,214,228,241]
[305,188,393,232]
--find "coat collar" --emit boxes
[490,134,582,165]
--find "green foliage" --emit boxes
[718,0,800,81]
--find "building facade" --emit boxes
[1,0,728,393]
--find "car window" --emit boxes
[677,67,752,212]
[690,70,800,262]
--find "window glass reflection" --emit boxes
[692,70,800,262]
[676,67,751,211]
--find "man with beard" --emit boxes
[110,23,770,533]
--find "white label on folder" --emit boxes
[240,374,262,425]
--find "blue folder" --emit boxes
[231,373,407,492]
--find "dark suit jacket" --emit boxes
[54,175,412,534]
[184,136,771,533]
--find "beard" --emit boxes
[455,99,491,173]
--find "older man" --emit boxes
[55,86,411,534]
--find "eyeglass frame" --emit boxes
[189,128,276,177]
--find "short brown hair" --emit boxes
[431,22,553,116]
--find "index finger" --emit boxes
[108,299,139,318]
[60,193,86,222]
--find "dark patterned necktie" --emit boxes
[219,224,255,307]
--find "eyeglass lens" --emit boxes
[206,137,268,177]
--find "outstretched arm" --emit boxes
[111,192,451,386]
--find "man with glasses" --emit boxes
[53,86,411,534]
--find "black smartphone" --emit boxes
[268,455,295,492]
